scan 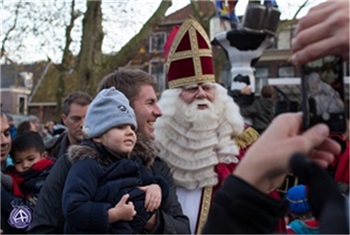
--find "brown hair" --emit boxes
[261,84,276,98]
[62,91,93,115]
[17,121,33,135]
[97,68,157,105]
[97,68,158,168]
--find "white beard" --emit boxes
[154,84,244,189]
[174,96,221,130]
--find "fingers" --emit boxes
[308,149,335,169]
[292,0,350,64]
[145,195,161,212]
[138,186,146,191]
[300,123,330,150]
[262,113,302,139]
[293,36,350,65]
[120,194,130,203]
[307,137,341,166]
[316,137,341,156]
[292,38,337,65]
[140,185,162,212]
[293,1,337,37]
[123,201,136,221]
[296,124,340,168]
[261,123,334,169]
[127,201,137,218]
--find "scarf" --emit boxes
[6,158,55,198]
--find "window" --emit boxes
[255,67,269,78]
[18,96,26,115]
[255,67,269,94]
[278,66,295,78]
[149,32,166,53]
[149,60,165,92]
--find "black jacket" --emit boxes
[240,97,275,134]
[45,131,70,159]
[62,141,169,234]
[203,155,350,234]
[203,175,286,234]
[29,146,190,234]
[1,158,55,234]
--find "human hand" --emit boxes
[292,0,349,65]
[139,184,161,212]
[144,213,157,232]
[233,113,341,194]
[108,194,136,223]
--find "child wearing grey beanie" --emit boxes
[62,87,168,234]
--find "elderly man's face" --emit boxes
[179,82,215,109]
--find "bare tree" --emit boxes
[190,0,225,83]
[189,0,216,33]
[76,0,172,95]
[101,0,172,78]
[55,0,81,116]
[1,0,173,118]
[1,0,21,63]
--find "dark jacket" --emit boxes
[228,89,255,109]
[29,141,190,234]
[1,158,54,233]
[203,155,350,234]
[203,175,287,234]
[45,131,70,159]
[240,97,275,134]
[62,141,168,234]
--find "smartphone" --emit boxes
[301,56,346,134]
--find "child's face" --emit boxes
[13,148,43,173]
[98,125,137,155]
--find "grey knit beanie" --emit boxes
[83,87,137,138]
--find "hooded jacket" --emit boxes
[62,140,168,234]
[29,139,190,234]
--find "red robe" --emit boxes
[195,126,286,234]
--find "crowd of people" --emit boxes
[7,114,67,144]
[1,0,349,234]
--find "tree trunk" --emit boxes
[55,0,78,117]
[76,0,103,95]
[190,1,216,34]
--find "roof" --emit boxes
[1,63,48,89]
[162,1,216,25]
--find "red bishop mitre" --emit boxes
[164,18,215,89]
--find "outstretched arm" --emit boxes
[203,113,341,234]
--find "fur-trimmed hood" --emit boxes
[67,138,158,168]
[67,144,98,163]
[129,137,158,168]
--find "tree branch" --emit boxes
[1,1,21,59]
[102,0,172,76]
